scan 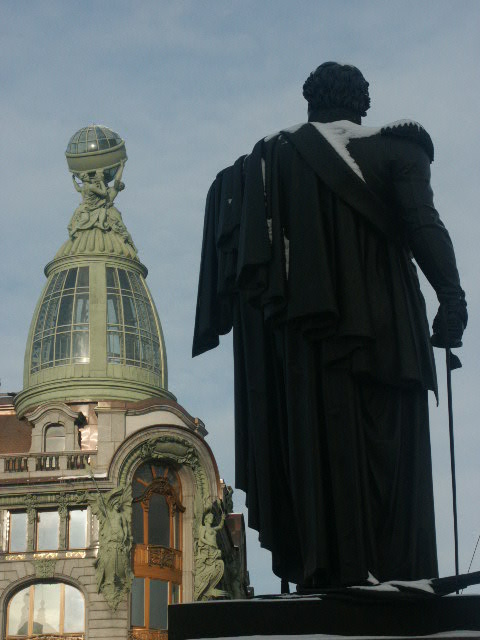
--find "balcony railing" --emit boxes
[0,451,96,474]
[8,635,85,640]
[134,544,182,573]
[36,455,60,471]
[129,630,168,640]
[4,456,28,472]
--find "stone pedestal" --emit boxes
[169,591,480,640]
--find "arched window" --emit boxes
[6,582,85,638]
[44,424,65,452]
[131,462,183,637]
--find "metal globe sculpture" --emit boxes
[65,124,127,181]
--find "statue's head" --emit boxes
[205,512,214,525]
[303,62,370,118]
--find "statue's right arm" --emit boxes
[72,175,82,192]
[392,140,467,346]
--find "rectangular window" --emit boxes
[9,512,28,552]
[149,579,168,630]
[131,577,145,627]
[37,511,59,551]
[68,509,87,549]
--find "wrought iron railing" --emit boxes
[133,544,182,572]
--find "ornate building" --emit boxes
[0,126,249,640]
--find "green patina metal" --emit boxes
[14,127,171,417]
[90,485,133,611]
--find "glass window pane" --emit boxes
[31,340,41,371]
[140,335,153,366]
[174,510,180,550]
[7,586,30,635]
[77,266,89,288]
[107,331,122,360]
[55,331,71,363]
[129,271,144,295]
[134,462,154,485]
[79,131,87,142]
[132,501,144,544]
[33,583,60,634]
[9,512,28,552]
[125,333,140,362]
[77,141,87,153]
[72,331,89,362]
[64,584,85,632]
[107,294,121,325]
[45,425,65,452]
[44,298,60,330]
[41,336,54,366]
[149,579,168,629]
[106,266,117,288]
[57,295,74,326]
[122,296,137,327]
[148,494,170,547]
[172,582,180,604]
[74,294,89,324]
[118,269,131,291]
[68,509,87,548]
[64,268,78,290]
[146,304,159,336]
[136,300,150,332]
[53,270,67,292]
[98,137,110,150]
[45,273,59,296]
[131,577,145,627]
[37,511,59,550]
[34,302,49,336]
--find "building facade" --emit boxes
[0,126,248,640]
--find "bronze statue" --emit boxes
[193,62,467,588]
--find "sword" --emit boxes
[445,346,460,593]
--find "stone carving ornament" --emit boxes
[194,508,228,601]
[90,485,134,611]
[118,434,229,600]
[68,160,135,248]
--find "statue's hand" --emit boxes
[431,299,467,349]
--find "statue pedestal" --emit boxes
[169,590,480,639]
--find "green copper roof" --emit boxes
[15,126,172,417]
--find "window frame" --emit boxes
[8,511,28,554]
[6,582,85,639]
[131,462,183,634]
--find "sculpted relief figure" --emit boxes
[68,160,135,248]
[90,485,134,610]
[194,511,228,600]
[193,62,467,588]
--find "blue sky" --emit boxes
[1,0,480,594]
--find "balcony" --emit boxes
[0,451,97,477]
[8,636,85,640]
[129,631,168,640]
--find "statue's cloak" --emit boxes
[193,121,452,585]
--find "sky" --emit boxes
[1,0,480,596]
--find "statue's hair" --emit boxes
[303,62,370,117]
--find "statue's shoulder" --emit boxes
[381,120,434,162]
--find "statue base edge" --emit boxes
[169,591,480,640]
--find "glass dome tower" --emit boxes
[15,126,172,417]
